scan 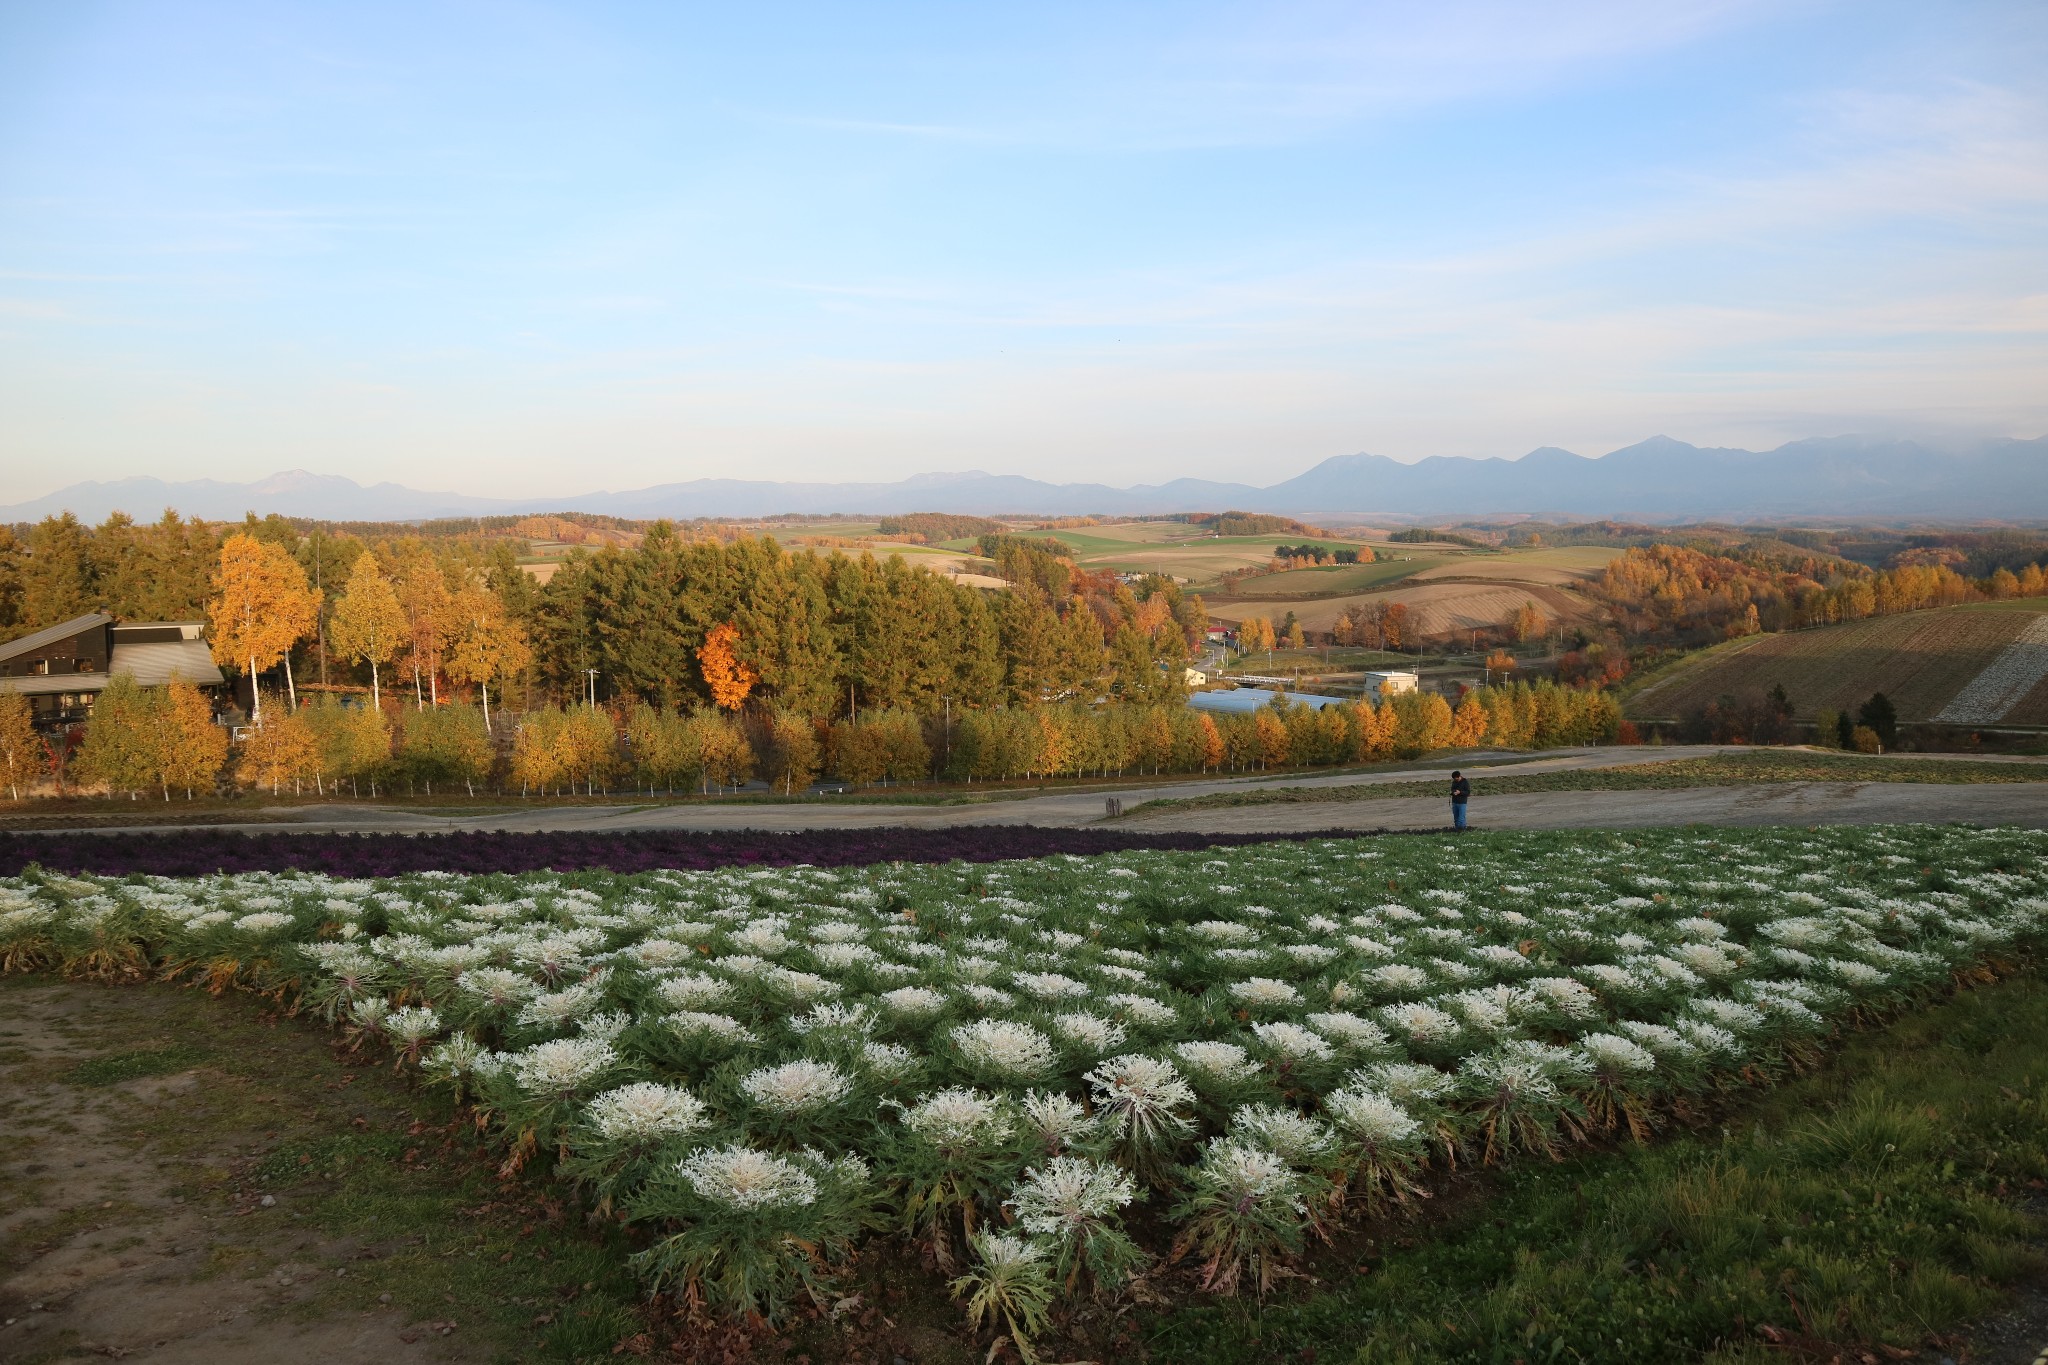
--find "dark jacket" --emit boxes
[1450,776,1470,805]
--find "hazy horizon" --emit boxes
[4,1,2045,505]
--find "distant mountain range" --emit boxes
[6,434,2045,524]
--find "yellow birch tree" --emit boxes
[208,534,318,724]
[0,693,37,800]
[329,550,408,709]
[445,581,531,731]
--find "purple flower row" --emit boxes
[0,825,1383,878]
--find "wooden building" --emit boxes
[0,613,228,729]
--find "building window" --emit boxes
[29,659,48,676]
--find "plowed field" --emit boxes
[1209,580,1588,636]
[1627,604,2048,722]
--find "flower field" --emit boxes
[4,824,2044,1347]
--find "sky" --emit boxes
[1,0,2044,504]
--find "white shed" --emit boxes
[1363,670,1420,697]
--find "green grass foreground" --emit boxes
[1150,967,2048,1363]
[1134,751,2048,814]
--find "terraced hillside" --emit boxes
[1627,602,2048,724]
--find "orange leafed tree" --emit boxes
[696,623,758,711]
[209,534,319,724]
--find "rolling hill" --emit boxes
[1625,603,2048,726]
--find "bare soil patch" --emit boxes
[0,977,640,1364]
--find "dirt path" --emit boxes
[0,978,641,1364]
[12,746,2048,839]
[0,980,467,1362]
[1117,780,2048,834]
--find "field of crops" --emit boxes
[5,824,2042,1349]
[1211,579,1578,637]
[1630,605,2048,723]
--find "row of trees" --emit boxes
[19,678,1622,800]
[1594,544,2048,644]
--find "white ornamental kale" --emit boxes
[1460,1040,1592,1102]
[1304,1011,1390,1051]
[1014,971,1092,1001]
[383,1006,442,1046]
[878,986,948,1018]
[1191,1139,1304,1212]
[653,972,734,1011]
[234,911,296,936]
[509,1036,618,1099]
[660,1011,759,1045]
[1613,1021,1697,1057]
[764,968,841,1002]
[1006,1156,1138,1236]
[950,1019,1058,1081]
[860,1041,918,1080]
[585,1082,710,1143]
[789,1002,877,1035]
[1018,1090,1102,1148]
[1524,976,1602,1019]
[1379,1001,1462,1046]
[739,1060,856,1114]
[960,984,1018,1013]
[1322,1087,1421,1147]
[629,938,696,968]
[518,980,607,1029]
[1575,1032,1658,1077]
[1229,1104,1336,1167]
[1249,1021,1335,1062]
[1171,1040,1263,1085]
[899,1087,1014,1149]
[677,1145,818,1210]
[1085,1054,1196,1139]
[1050,1012,1128,1054]
[1366,963,1432,994]
[1104,993,1180,1029]
[1228,977,1302,1009]
[1352,1060,1457,1107]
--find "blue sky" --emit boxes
[1,0,2044,503]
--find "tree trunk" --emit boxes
[480,682,490,731]
[250,656,261,726]
[370,660,381,710]
[284,652,298,711]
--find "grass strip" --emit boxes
[1135,751,2048,813]
[1150,968,2048,1363]
[66,1042,212,1086]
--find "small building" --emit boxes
[1363,670,1420,697]
[1188,687,1344,714]
[1183,667,1208,688]
[0,614,227,729]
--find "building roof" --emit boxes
[0,613,112,665]
[1188,687,1344,714]
[0,625,223,697]
[112,639,225,687]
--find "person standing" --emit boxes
[1450,769,1470,831]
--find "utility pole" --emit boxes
[585,669,599,709]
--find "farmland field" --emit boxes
[7,822,2044,1355]
[1210,579,1584,637]
[1628,604,2048,723]
[1219,556,1448,596]
[1407,544,1621,586]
